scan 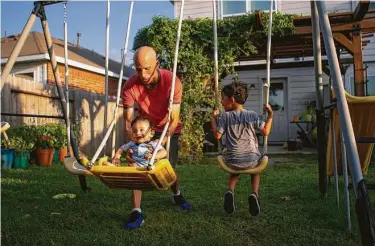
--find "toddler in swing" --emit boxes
[210,82,273,216]
[112,116,167,167]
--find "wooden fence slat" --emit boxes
[2,77,125,157]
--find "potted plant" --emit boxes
[9,125,35,169]
[48,124,67,164]
[57,124,81,162]
[35,125,56,166]
[1,136,14,169]
[11,136,33,169]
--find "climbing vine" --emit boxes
[133,12,295,163]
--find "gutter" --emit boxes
[1,53,129,79]
[234,54,353,66]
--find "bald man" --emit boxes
[121,46,191,229]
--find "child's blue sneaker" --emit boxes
[224,190,235,214]
[124,211,144,230]
[173,194,192,211]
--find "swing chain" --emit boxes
[63,1,67,24]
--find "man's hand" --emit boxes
[126,149,136,167]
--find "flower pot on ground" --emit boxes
[36,147,55,166]
[14,152,30,169]
[1,125,36,169]
[49,124,68,164]
[58,146,74,162]
[1,149,15,168]
[35,124,57,167]
[53,149,60,164]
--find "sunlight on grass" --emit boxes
[1,178,28,185]
[1,155,368,246]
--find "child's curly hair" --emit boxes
[221,81,248,105]
[131,116,154,129]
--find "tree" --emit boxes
[133,12,295,163]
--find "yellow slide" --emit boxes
[327,92,375,176]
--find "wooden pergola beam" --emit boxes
[333,33,354,55]
[353,31,365,96]
[295,19,375,35]
[353,0,370,21]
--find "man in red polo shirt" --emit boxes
[121,46,191,229]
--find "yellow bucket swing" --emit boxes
[212,0,274,174]
[62,0,185,191]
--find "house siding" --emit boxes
[279,0,352,16]
[174,1,214,19]
[46,63,120,96]
[174,0,353,19]
[2,62,46,83]
[223,67,330,140]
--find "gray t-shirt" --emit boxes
[216,109,264,164]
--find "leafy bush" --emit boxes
[35,125,56,149]
[0,125,36,154]
[133,12,295,163]
[48,124,67,149]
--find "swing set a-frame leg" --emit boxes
[1,1,89,192]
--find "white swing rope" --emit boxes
[104,0,110,155]
[213,0,219,109]
[149,0,185,168]
[212,0,223,154]
[90,0,134,166]
[63,1,71,157]
[263,1,273,155]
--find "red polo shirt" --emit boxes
[122,69,182,133]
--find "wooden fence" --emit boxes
[1,76,126,157]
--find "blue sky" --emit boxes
[1,1,175,65]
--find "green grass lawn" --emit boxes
[1,154,368,245]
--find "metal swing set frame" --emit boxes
[2,1,375,244]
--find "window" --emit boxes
[366,76,375,96]
[350,76,375,96]
[14,72,34,80]
[269,82,284,111]
[222,1,247,16]
[222,0,276,17]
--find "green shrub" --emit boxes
[1,125,36,154]
[133,12,295,163]
[35,124,56,149]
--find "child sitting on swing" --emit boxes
[112,116,167,167]
[210,82,273,216]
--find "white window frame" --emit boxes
[221,0,278,19]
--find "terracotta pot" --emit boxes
[58,147,74,162]
[36,147,55,166]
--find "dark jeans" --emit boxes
[153,132,179,168]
